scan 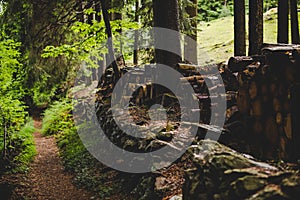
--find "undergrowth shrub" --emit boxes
[11,120,36,173]
[0,119,36,173]
[41,99,73,136]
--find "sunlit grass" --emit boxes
[197,9,300,63]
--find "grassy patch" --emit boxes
[197,10,300,63]
[198,17,234,64]
[11,120,36,173]
[0,119,36,174]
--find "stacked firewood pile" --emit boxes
[96,62,239,151]
[91,45,300,199]
[95,44,300,161]
[228,44,300,161]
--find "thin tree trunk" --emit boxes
[290,0,300,44]
[278,0,289,43]
[248,0,263,55]
[100,0,120,80]
[112,0,125,66]
[133,0,139,65]
[234,0,246,56]
[184,0,197,64]
[95,1,104,80]
[95,1,102,21]
[86,0,94,85]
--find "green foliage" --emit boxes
[264,0,278,12]
[42,16,138,62]
[0,119,36,173]
[197,0,279,22]
[9,120,36,173]
[198,0,234,22]
[41,99,73,136]
[0,38,29,171]
[0,39,27,131]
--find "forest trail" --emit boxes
[11,120,96,200]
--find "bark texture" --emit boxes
[234,0,246,56]
[248,0,263,55]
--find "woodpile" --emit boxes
[229,44,300,160]
[95,44,300,162]
[92,44,300,199]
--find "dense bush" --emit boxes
[0,38,34,174]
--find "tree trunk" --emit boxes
[100,0,120,80]
[112,0,124,60]
[234,0,246,56]
[184,0,198,64]
[153,0,182,68]
[278,0,289,43]
[133,0,139,65]
[248,0,263,55]
[95,1,105,79]
[95,1,102,21]
[290,0,300,44]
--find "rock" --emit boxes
[183,140,300,200]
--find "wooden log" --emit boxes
[270,83,278,97]
[262,95,269,103]
[237,88,250,114]
[180,75,204,82]
[228,56,254,72]
[291,83,300,160]
[177,63,197,71]
[279,136,288,159]
[260,83,268,95]
[228,56,264,72]
[253,118,263,134]
[285,64,295,83]
[276,112,283,125]
[265,117,279,146]
[262,43,300,53]
[283,99,291,112]
[249,81,258,99]
[273,98,282,112]
[284,113,292,140]
[278,83,287,97]
[251,98,263,117]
